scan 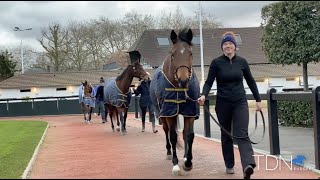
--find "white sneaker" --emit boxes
[226,168,234,174]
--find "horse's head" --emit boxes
[130,61,149,81]
[170,28,193,88]
[82,80,92,94]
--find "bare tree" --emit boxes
[82,19,107,70]
[6,44,38,72]
[157,6,187,29]
[32,52,51,71]
[122,10,155,48]
[98,17,127,54]
[38,22,69,72]
[189,7,222,29]
[65,20,90,71]
[157,5,222,29]
[157,10,173,29]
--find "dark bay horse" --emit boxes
[149,28,200,176]
[104,51,149,135]
[79,80,95,124]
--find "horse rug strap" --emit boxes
[150,66,200,119]
[104,78,132,108]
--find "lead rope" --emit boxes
[184,91,265,144]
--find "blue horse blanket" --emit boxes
[78,84,96,108]
[150,66,200,119]
[103,78,132,108]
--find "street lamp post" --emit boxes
[13,27,32,74]
[199,1,205,92]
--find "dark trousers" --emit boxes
[215,99,256,171]
[140,105,155,129]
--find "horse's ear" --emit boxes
[171,30,178,44]
[187,29,193,43]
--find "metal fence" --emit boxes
[1,87,320,169]
[0,95,137,117]
[194,87,320,169]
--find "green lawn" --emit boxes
[0,121,48,179]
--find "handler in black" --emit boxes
[133,72,158,133]
[198,31,262,179]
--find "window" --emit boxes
[20,89,31,92]
[192,36,201,45]
[235,34,242,44]
[157,37,170,46]
[56,87,67,91]
[286,77,295,81]
[254,78,265,82]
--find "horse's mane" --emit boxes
[177,27,193,46]
[116,66,130,81]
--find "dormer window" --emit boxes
[192,35,201,45]
[235,34,242,44]
[157,37,170,46]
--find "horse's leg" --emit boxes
[85,105,90,124]
[183,128,187,160]
[167,117,181,176]
[182,117,195,171]
[123,108,128,133]
[162,117,172,160]
[104,104,108,122]
[116,109,120,132]
[106,105,115,132]
[88,106,93,122]
[80,102,85,121]
[110,111,115,132]
[117,108,125,135]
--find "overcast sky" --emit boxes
[0,1,275,52]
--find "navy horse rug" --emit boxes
[150,66,200,119]
[104,78,132,108]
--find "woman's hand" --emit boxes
[256,102,262,111]
[197,95,206,106]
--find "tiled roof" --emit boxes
[128,27,268,67]
[1,63,319,89]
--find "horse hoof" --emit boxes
[116,127,120,132]
[166,155,172,160]
[112,129,115,132]
[172,165,182,176]
[183,163,193,171]
[183,158,193,171]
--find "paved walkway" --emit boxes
[138,107,317,167]
[1,114,319,179]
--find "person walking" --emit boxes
[198,31,262,179]
[133,72,158,133]
[95,77,108,123]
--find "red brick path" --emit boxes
[1,114,319,179]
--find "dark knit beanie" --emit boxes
[221,33,237,50]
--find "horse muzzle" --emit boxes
[178,78,189,88]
